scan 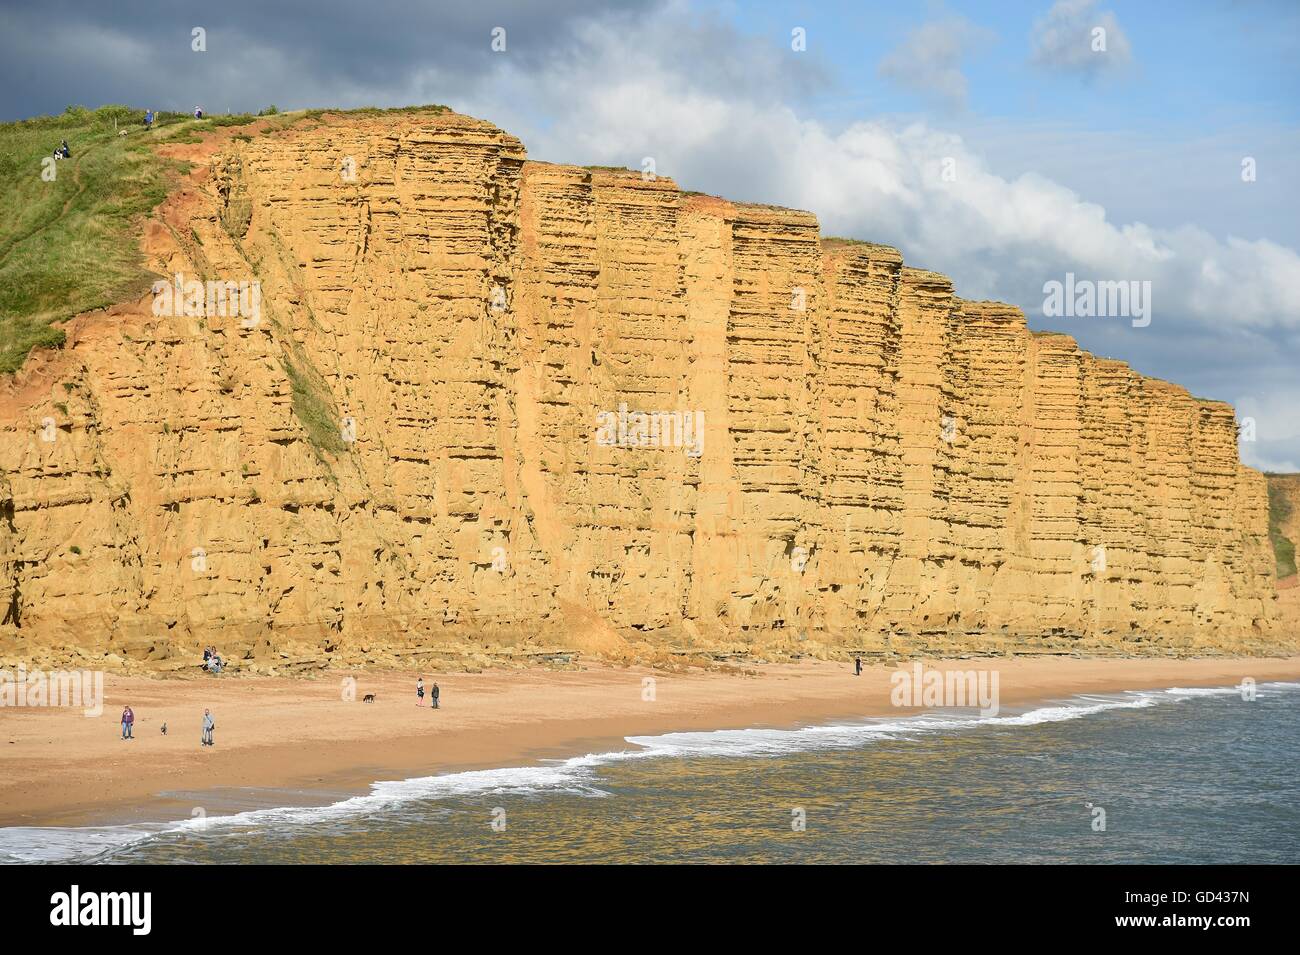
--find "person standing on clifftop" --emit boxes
[416,677,425,707]
[144,109,153,130]
[431,682,440,710]
[121,705,134,740]
[201,709,215,747]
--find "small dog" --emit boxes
[362,693,376,703]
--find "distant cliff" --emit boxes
[0,109,1286,671]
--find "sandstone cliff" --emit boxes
[0,110,1286,671]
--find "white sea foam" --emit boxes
[1,680,1291,864]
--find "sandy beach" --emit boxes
[2,655,1298,828]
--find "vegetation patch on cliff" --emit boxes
[281,346,347,460]
[317,104,449,117]
[1267,474,1298,579]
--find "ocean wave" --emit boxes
[1163,685,1247,697]
[2,679,1291,864]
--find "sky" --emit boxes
[2,0,1297,469]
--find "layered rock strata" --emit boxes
[0,111,1282,668]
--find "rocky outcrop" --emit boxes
[0,110,1285,669]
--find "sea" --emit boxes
[2,682,1297,864]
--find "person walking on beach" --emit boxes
[201,709,215,747]
[416,677,425,706]
[431,682,440,710]
[121,705,135,740]
[855,656,862,677]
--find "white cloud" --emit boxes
[1242,451,1300,474]
[497,54,1300,332]
[877,17,994,110]
[5,1,1293,469]
[1236,390,1300,473]
[457,9,1299,467]
[1030,0,1132,76]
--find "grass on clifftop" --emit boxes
[0,103,462,375]
[0,106,200,373]
[0,105,293,374]
[0,102,474,377]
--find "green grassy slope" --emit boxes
[0,104,444,375]
[0,106,182,371]
[0,105,274,373]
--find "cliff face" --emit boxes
[0,110,1283,669]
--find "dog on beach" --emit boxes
[362,693,376,703]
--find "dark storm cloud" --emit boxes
[0,0,656,119]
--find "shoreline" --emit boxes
[2,655,1298,830]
